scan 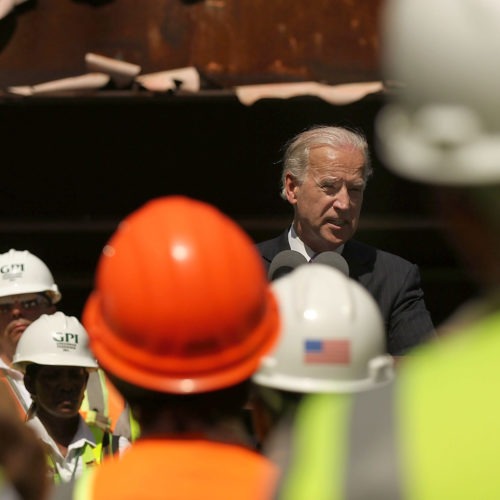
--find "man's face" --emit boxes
[285,145,366,252]
[0,293,55,364]
[27,366,88,419]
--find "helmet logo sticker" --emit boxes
[304,339,350,364]
[1,263,24,281]
[52,332,79,352]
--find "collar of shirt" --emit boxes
[288,225,344,260]
[0,358,23,380]
[28,415,97,462]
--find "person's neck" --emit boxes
[140,411,254,448]
[37,409,80,451]
[290,224,343,255]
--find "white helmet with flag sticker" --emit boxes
[253,264,394,393]
[12,312,98,373]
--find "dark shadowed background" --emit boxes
[0,1,478,325]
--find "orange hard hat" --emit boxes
[83,196,280,394]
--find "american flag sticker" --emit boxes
[304,339,350,364]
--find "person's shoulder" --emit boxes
[256,232,284,249]
[345,240,416,268]
[255,230,289,262]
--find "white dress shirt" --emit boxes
[288,225,344,260]
[28,415,131,483]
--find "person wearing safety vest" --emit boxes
[0,248,137,439]
[250,263,394,470]
[12,311,130,486]
[274,1,500,498]
[50,196,282,500]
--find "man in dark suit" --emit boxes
[257,125,435,356]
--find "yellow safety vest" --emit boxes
[277,309,500,500]
[80,369,119,432]
[47,424,120,485]
[81,369,140,442]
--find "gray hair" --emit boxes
[279,125,373,200]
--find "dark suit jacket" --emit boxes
[257,230,436,355]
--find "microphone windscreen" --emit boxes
[310,251,349,276]
[268,250,308,281]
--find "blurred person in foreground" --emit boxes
[52,195,281,500]
[250,263,394,467]
[257,125,435,358]
[274,1,500,498]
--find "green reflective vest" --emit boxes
[278,309,500,500]
[47,424,120,485]
[81,369,140,442]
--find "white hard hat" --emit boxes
[376,0,500,186]
[0,249,61,303]
[12,312,98,373]
[253,264,394,393]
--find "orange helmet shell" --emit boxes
[83,196,280,394]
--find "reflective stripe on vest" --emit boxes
[0,370,28,419]
[114,404,141,442]
[80,370,130,437]
[276,385,398,500]
[80,370,111,432]
[275,393,353,500]
[345,380,401,500]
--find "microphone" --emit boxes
[268,250,308,281]
[310,251,349,276]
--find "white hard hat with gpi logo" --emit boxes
[12,312,98,373]
[0,249,61,303]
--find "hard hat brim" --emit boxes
[83,289,281,395]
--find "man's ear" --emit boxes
[285,172,299,204]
